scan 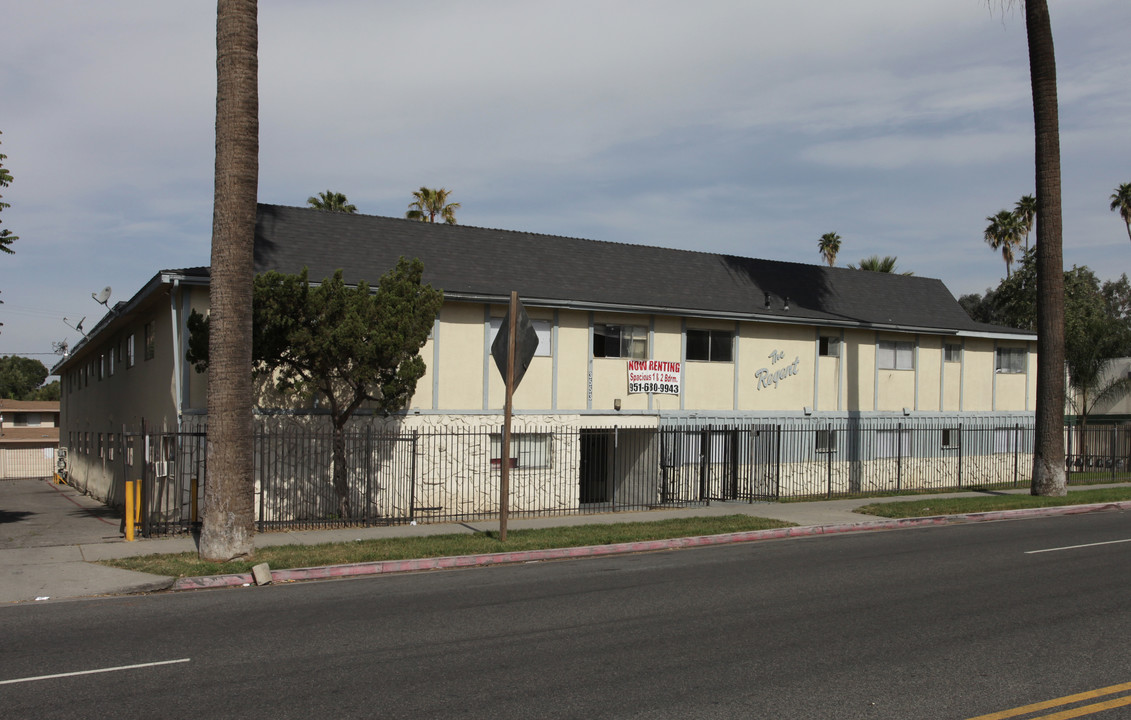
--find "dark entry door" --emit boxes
[579,429,611,504]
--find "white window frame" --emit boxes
[877,340,914,370]
[686,329,734,363]
[819,336,841,358]
[489,317,552,357]
[944,344,962,363]
[490,433,552,469]
[593,323,647,359]
[995,347,1026,374]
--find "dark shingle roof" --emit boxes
[253,204,1027,336]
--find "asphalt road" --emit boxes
[2,512,1130,719]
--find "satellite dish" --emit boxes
[64,316,86,336]
[93,287,112,306]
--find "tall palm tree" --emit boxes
[817,232,841,267]
[200,0,258,561]
[984,209,1023,278]
[1024,0,1066,497]
[406,187,460,224]
[1110,183,1131,244]
[307,190,357,213]
[1015,194,1036,251]
[847,255,913,275]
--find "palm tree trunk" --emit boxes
[1026,0,1066,497]
[200,0,259,559]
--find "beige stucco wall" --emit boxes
[962,339,995,411]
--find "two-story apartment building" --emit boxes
[55,205,1036,513]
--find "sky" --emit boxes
[2,1,1129,374]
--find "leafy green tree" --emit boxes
[406,187,459,224]
[847,255,912,275]
[984,209,1023,278]
[0,356,49,399]
[817,232,841,267]
[188,258,443,518]
[307,190,357,213]
[32,380,60,401]
[0,130,17,255]
[200,0,259,562]
[1015,194,1036,252]
[1111,182,1131,244]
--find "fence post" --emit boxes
[775,425,782,501]
[1111,426,1117,482]
[1013,423,1020,488]
[896,422,903,492]
[826,423,833,499]
[1065,422,1072,483]
[409,430,418,520]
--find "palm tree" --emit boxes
[984,209,1023,278]
[1110,183,1131,244]
[1024,0,1066,497]
[200,0,258,561]
[817,232,841,267]
[847,255,912,275]
[406,187,460,224]
[0,130,16,255]
[307,190,357,213]
[1015,194,1036,251]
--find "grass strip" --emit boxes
[855,486,1131,519]
[100,515,796,578]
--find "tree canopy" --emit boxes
[406,187,459,224]
[1111,182,1131,244]
[188,258,444,518]
[0,356,50,399]
[847,255,912,275]
[307,190,357,214]
[817,232,841,267]
[0,131,17,255]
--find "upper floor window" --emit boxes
[126,334,136,368]
[944,344,962,363]
[995,347,1026,374]
[594,324,647,359]
[877,340,913,370]
[490,317,552,357]
[686,329,733,362]
[819,336,841,358]
[144,322,156,361]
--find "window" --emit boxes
[941,428,959,448]
[816,429,837,454]
[819,336,841,358]
[98,354,105,380]
[877,340,914,370]
[144,322,156,361]
[944,344,962,363]
[126,334,135,368]
[107,433,115,462]
[995,347,1026,374]
[490,433,552,469]
[876,429,912,459]
[686,329,733,362]
[108,349,115,376]
[594,324,647,359]
[489,317,552,357]
[98,433,104,459]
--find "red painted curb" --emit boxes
[168,501,1131,592]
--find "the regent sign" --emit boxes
[627,360,681,395]
[755,349,800,390]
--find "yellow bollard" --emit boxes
[124,480,135,542]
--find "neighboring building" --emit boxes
[1066,357,1131,425]
[0,399,60,479]
[55,205,1037,513]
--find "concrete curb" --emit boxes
[167,500,1131,592]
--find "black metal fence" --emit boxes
[117,419,1129,537]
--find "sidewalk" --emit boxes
[2,477,1127,605]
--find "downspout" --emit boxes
[170,278,182,432]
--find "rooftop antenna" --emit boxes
[92,286,112,307]
[52,340,69,357]
[64,316,86,336]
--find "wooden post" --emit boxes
[500,291,518,542]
